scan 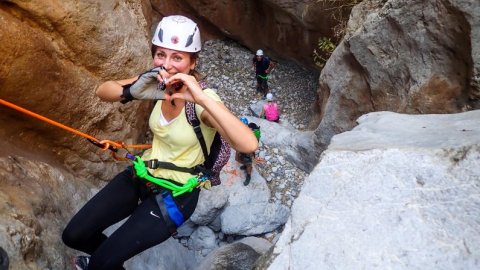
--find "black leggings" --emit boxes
[62,168,199,270]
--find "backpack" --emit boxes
[143,102,231,187]
[184,102,231,186]
[248,122,261,141]
[264,102,279,121]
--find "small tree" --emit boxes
[313,0,363,70]
[313,37,336,69]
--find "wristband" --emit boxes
[120,83,135,104]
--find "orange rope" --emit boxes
[0,98,151,151]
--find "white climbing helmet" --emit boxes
[152,15,202,53]
[256,49,264,56]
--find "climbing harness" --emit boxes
[133,156,206,235]
[0,98,222,235]
[142,101,230,187]
[132,156,203,197]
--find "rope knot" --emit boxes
[133,156,149,178]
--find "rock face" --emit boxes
[198,242,261,270]
[0,1,153,269]
[150,0,352,67]
[0,156,96,269]
[268,110,480,269]
[298,0,480,171]
[0,0,152,182]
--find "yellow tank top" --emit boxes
[141,89,221,184]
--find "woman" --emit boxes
[62,15,258,270]
[260,93,280,122]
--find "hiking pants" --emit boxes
[62,168,199,270]
[256,75,269,96]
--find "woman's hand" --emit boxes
[163,73,208,106]
[97,67,165,103]
[161,71,258,153]
[126,67,166,101]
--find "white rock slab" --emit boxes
[269,110,480,270]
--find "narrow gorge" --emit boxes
[0,0,479,269]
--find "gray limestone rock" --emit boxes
[197,242,261,270]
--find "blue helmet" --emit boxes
[240,117,248,125]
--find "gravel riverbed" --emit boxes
[198,39,319,207]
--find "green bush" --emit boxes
[313,37,336,69]
[312,0,363,69]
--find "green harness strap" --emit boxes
[257,74,270,80]
[132,156,199,197]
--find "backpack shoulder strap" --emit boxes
[185,102,209,159]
